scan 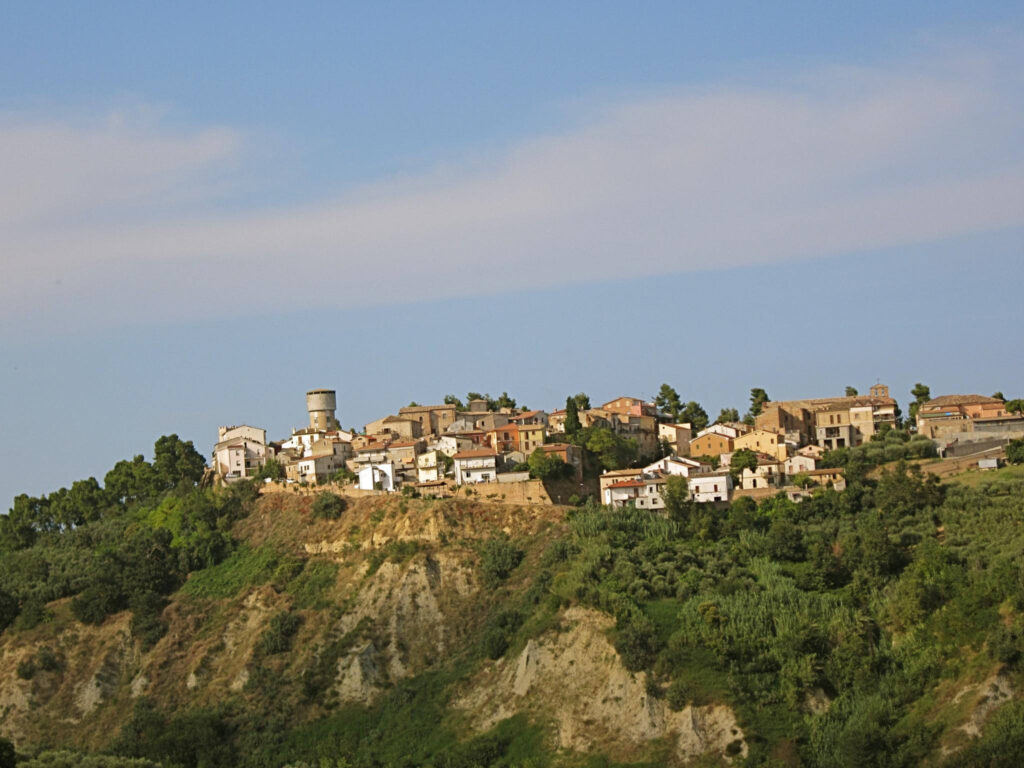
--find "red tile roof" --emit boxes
[453,449,498,459]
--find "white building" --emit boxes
[688,472,733,503]
[697,423,745,440]
[417,450,444,483]
[784,454,817,476]
[434,435,475,457]
[213,425,268,481]
[644,455,709,477]
[281,427,354,457]
[604,474,668,509]
[453,449,498,485]
[358,463,395,491]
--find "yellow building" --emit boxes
[733,429,788,461]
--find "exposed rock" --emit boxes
[327,552,476,703]
[130,673,149,698]
[336,643,383,704]
[958,671,1014,738]
[457,607,747,763]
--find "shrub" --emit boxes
[16,659,35,680]
[312,493,346,520]
[666,679,690,711]
[1008,439,1024,465]
[614,612,659,671]
[260,611,302,655]
[129,592,168,649]
[35,645,63,672]
[479,538,524,588]
[0,589,17,634]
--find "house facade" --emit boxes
[688,472,733,503]
[689,432,733,459]
[453,449,498,485]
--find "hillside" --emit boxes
[2,463,1024,766]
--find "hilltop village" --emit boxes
[211,385,1024,506]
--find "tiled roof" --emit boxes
[923,394,1003,408]
[453,449,498,459]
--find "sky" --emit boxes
[2,2,1023,506]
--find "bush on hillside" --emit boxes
[311,493,346,520]
[479,538,524,589]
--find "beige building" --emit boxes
[740,458,784,490]
[758,384,897,447]
[658,423,692,454]
[398,404,458,436]
[689,431,733,459]
[916,394,1024,440]
[598,468,644,498]
[213,425,268,481]
[364,415,423,440]
[733,429,788,461]
[417,450,445,483]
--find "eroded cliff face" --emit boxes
[456,606,747,764]
[0,493,754,765]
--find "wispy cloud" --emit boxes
[3,38,1023,337]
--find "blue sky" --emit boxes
[1,3,1023,506]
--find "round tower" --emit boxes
[306,388,339,430]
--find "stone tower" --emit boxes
[869,384,889,399]
[306,388,340,430]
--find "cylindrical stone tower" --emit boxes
[306,388,339,430]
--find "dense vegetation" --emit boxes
[3,441,1024,766]
[0,436,253,647]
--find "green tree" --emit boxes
[104,455,160,506]
[1006,399,1024,415]
[747,388,769,419]
[992,391,1005,401]
[46,478,110,529]
[1007,439,1024,465]
[1,494,49,550]
[716,407,740,423]
[253,458,285,482]
[496,392,517,410]
[571,392,591,411]
[152,434,207,490]
[845,386,858,396]
[679,401,709,432]
[0,738,13,768]
[585,428,638,471]
[443,394,464,409]
[729,448,758,482]
[655,383,683,421]
[527,448,569,480]
[0,588,18,634]
[908,382,931,424]
[564,396,582,435]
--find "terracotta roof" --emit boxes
[510,410,543,419]
[602,468,643,477]
[388,441,421,449]
[608,480,646,489]
[356,444,390,453]
[923,394,1003,408]
[805,467,845,476]
[453,449,498,459]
